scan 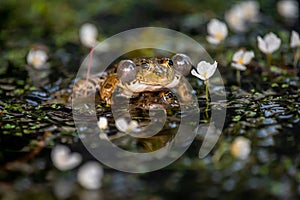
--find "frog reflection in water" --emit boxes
[73,53,194,108]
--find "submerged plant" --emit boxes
[206,19,228,45]
[231,49,255,84]
[191,60,218,102]
[257,32,281,69]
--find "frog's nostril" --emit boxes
[117,60,138,83]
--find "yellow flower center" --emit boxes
[231,144,239,156]
[33,56,40,66]
[237,57,243,64]
[203,72,207,80]
[214,32,223,40]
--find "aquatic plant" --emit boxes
[191,60,218,102]
[230,136,251,160]
[231,49,255,84]
[225,0,259,32]
[277,0,299,20]
[79,23,99,48]
[206,19,228,44]
[290,31,300,66]
[27,46,49,69]
[257,32,281,69]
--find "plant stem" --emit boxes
[266,53,272,70]
[86,46,94,82]
[85,46,94,96]
[294,47,300,67]
[236,70,241,86]
[205,80,209,103]
[205,103,209,119]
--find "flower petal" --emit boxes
[257,36,268,54]
[232,62,247,71]
[77,161,103,190]
[51,145,82,171]
[225,6,247,32]
[291,30,300,48]
[207,19,219,35]
[277,0,299,19]
[208,61,218,79]
[27,49,48,69]
[241,1,260,21]
[264,32,281,53]
[197,61,218,80]
[207,19,228,42]
[232,49,245,62]
[191,69,205,80]
[231,136,251,160]
[206,36,221,44]
[98,117,108,130]
[219,22,228,38]
[242,51,255,64]
[79,23,98,48]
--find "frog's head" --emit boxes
[117,54,192,92]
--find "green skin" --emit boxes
[102,57,193,106]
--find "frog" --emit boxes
[72,53,194,108]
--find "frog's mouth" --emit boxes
[125,81,169,93]
[124,74,181,93]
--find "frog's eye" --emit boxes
[171,54,192,76]
[117,60,137,83]
[168,59,173,66]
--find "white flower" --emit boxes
[79,23,98,48]
[27,49,48,69]
[191,61,218,81]
[77,161,104,190]
[230,136,251,160]
[206,19,228,44]
[51,145,82,171]
[225,7,247,32]
[225,1,259,32]
[277,0,299,19]
[231,49,255,71]
[97,117,108,130]
[241,1,260,21]
[290,31,300,48]
[115,118,139,132]
[257,32,281,54]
